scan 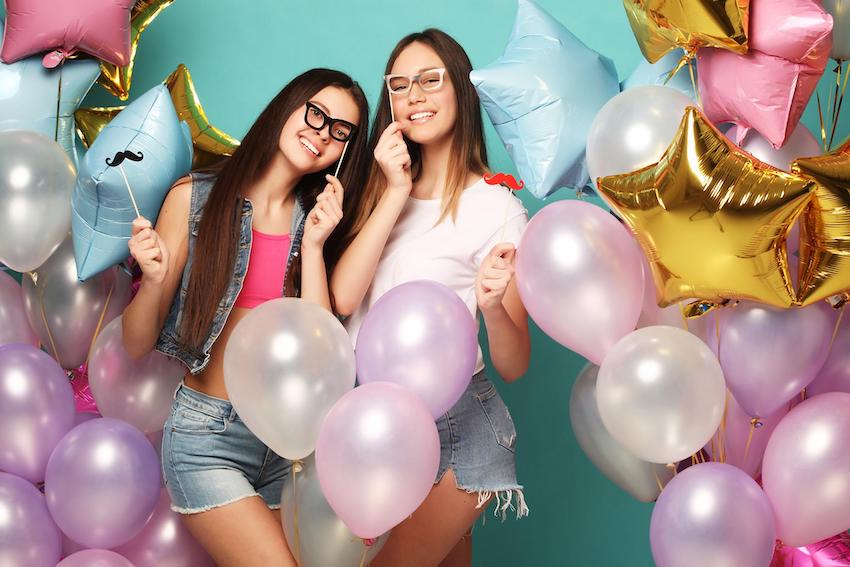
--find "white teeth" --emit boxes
[300,137,319,156]
[410,112,435,121]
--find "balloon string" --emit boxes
[827,304,846,354]
[718,392,730,464]
[359,545,369,567]
[831,60,850,150]
[34,272,61,366]
[666,463,678,477]
[664,51,691,87]
[677,302,689,331]
[818,92,829,151]
[86,281,115,364]
[653,469,665,492]
[54,61,64,142]
[743,417,760,460]
[291,460,303,566]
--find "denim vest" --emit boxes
[155,172,307,374]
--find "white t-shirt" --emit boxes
[345,177,529,373]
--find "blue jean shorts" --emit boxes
[161,383,291,514]
[436,371,527,519]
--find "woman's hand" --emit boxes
[303,174,344,250]
[476,243,517,314]
[373,122,412,194]
[129,216,170,285]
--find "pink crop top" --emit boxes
[233,229,292,309]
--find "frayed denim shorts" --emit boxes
[162,383,291,514]
[436,371,528,519]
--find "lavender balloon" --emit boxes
[728,123,821,172]
[57,550,134,567]
[763,393,850,547]
[807,314,850,396]
[316,382,440,539]
[45,418,160,549]
[650,463,776,567]
[718,302,835,418]
[0,344,75,482]
[0,472,61,567]
[113,489,213,567]
[89,317,185,433]
[516,200,644,364]
[0,271,38,347]
[355,281,477,419]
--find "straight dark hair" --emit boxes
[179,68,369,350]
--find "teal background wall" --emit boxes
[3,1,846,565]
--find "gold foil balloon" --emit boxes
[622,0,750,63]
[792,141,850,306]
[74,106,123,149]
[98,0,176,100]
[598,106,813,309]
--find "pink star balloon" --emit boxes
[1,0,134,68]
[698,0,833,148]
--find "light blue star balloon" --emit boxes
[470,0,619,199]
[620,49,698,101]
[0,21,100,163]
[72,84,193,280]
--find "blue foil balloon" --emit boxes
[470,0,619,199]
[620,49,698,101]
[72,85,192,280]
[0,21,100,163]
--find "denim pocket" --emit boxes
[171,405,228,434]
[476,385,516,453]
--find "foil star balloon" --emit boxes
[792,140,850,306]
[0,22,100,162]
[622,0,751,63]
[0,0,134,68]
[598,106,813,309]
[98,0,176,100]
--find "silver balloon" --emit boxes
[824,0,850,61]
[597,326,727,464]
[570,364,673,502]
[0,130,75,271]
[223,298,356,460]
[89,316,185,433]
[281,456,388,567]
[0,270,38,347]
[22,237,131,369]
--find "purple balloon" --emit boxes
[0,271,38,348]
[113,489,213,567]
[0,344,75,482]
[45,417,160,549]
[650,463,776,567]
[57,550,134,567]
[316,382,440,539]
[763,393,850,547]
[0,472,61,567]
[718,301,835,417]
[355,281,477,418]
[807,314,850,396]
[516,200,644,364]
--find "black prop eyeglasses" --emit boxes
[304,102,357,142]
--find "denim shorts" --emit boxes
[162,383,292,514]
[436,371,528,519]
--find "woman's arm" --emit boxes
[122,179,192,358]
[300,175,345,311]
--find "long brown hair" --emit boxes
[352,29,488,233]
[179,69,369,350]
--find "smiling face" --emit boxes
[278,86,360,174]
[389,41,457,147]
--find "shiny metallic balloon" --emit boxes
[22,237,131,370]
[89,316,185,433]
[0,270,38,347]
[281,456,388,567]
[0,130,75,272]
[224,298,356,460]
[570,364,673,502]
[824,0,850,61]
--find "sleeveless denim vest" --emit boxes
[155,172,307,374]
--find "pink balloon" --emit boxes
[113,489,214,567]
[0,271,38,348]
[516,200,644,364]
[763,393,850,547]
[355,281,478,419]
[0,472,62,567]
[316,383,440,539]
[718,301,835,417]
[728,123,821,172]
[807,313,850,397]
[704,393,786,479]
[698,0,833,148]
[69,363,99,414]
[57,550,134,567]
[1,0,134,68]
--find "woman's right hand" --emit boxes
[374,121,412,194]
[129,216,170,285]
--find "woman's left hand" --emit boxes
[475,243,516,314]
[303,174,344,249]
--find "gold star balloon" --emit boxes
[598,106,813,309]
[623,0,750,63]
[76,64,240,168]
[98,0,176,100]
[792,142,850,306]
